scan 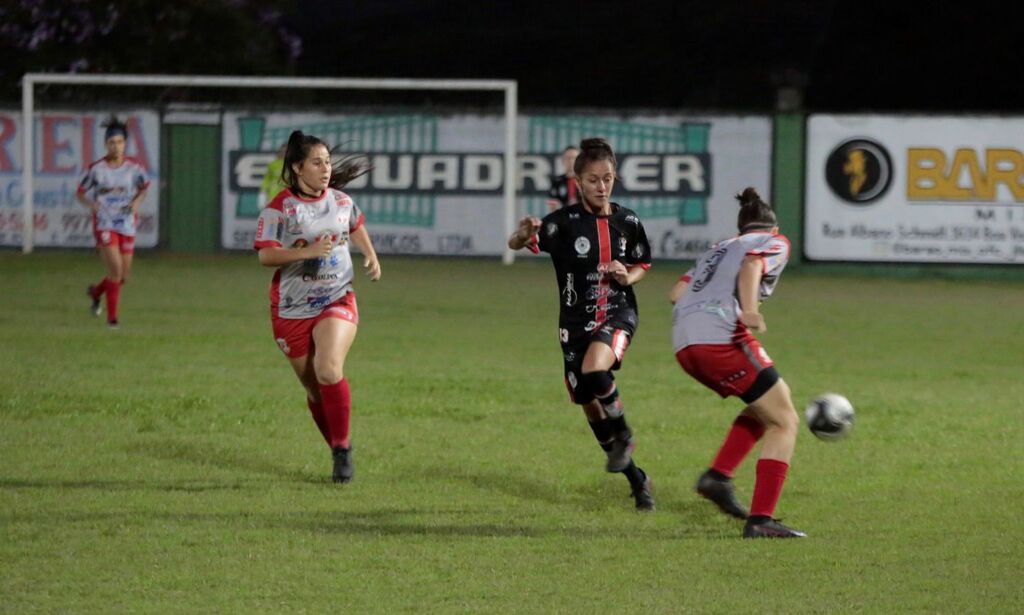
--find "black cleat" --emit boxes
[631,470,655,512]
[605,437,636,473]
[696,469,748,520]
[87,286,102,316]
[743,517,807,539]
[331,445,354,483]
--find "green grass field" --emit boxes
[1,252,1022,613]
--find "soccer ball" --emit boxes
[805,393,855,441]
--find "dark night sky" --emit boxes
[292,0,1023,113]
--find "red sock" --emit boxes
[750,458,789,518]
[91,279,108,299]
[106,279,121,322]
[306,398,331,445]
[710,415,765,478]
[318,378,351,449]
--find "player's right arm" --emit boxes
[75,167,99,214]
[508,216,542,251]
[668,269,693,304]
[253,202,332,267]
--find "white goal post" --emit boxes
[20,73,519,263]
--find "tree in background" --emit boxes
[0,0,302,102]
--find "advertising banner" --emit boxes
[0,110,161,249]
[221,112,772,259]
[806,115,1024,263]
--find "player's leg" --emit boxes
[695,405,764,520]
[286,350,330,445]
[581,336,631,471]
[580,336,654,511]
[311,316,358,483]
[110,239,134,325]
[742,378,805,538]
[97,242,123,327]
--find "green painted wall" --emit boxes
[165,125,219,253]
[772,113,805,265]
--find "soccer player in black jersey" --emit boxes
[546,146,579,212]
[509,138,655,511]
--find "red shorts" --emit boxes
[271,293,359,358]
[94,229,135,254]
[675,333,774,400]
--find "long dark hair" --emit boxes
[101,114,128,142]
[572,137,616,177]
[736,187,777,233]
[281,130,371,196]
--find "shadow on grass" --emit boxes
[0,478,255,493]
[0,506,730,540]
[123,439,325,485]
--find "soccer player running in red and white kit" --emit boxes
[669,188,805,538]
[509,137,655,511]
[78,116,150,329]
[254,130,381,483]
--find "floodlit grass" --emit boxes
[1,251,1022,613]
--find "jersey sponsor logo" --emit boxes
[692,245,728,292]
[562,273,578,306]
[546,222,558,237]
[584,320,598,332]
[825,138,893,204]
[633,243,645,258]
[559,328,569,343]
[567,371,578,390]
[618,236,628,257]
[275,337,291,355]
[564,350,576,362]
[574,236,591,255]
[301,272,341,282]
[624,214,639,224]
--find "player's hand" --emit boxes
[599,260,629,285]
[307,234,334,258]
[741,311,766,332]
[363,254,381,281]
[516,216,542,241]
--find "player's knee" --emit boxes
[314,357,344,385]
[581,370,614,396]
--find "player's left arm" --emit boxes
[349,225,381,281]
[129,165,151,215]
[737,255,766,332]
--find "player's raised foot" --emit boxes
[106,320,120,330]
[87,286,102,316]
[331,445,354,483]
[630,469,655,512]
[605,436,636,473]
[743,517,806,539]
[696,469,748,520]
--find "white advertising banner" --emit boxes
[806,115,1024,263]
[221,112,772,259]
[0,110,161,248]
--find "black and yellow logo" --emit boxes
[825,139,893,204]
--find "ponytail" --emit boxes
[572,137,617,177]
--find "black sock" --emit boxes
[588,418,614,452]
[622,460,645,487]
[748,514,771,524]
[607,414,632,441]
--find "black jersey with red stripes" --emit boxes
[530,202,652,335]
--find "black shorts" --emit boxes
[560,321,636,404]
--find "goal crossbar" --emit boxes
[20,73,519,262]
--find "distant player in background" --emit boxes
[510,137,655,511]
[669,187,804,538]
[254,130,381,483]
[258,143,288,207]
[546,145,579,212]
[78,115,150,329]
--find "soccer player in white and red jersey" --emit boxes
[77,116,150,329]
[669,187,805,538]
[510,138,655,511]
[254,130,381,483]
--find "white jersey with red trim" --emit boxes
[77,157,150,236]
[254,188,365,320]
[672,231,790,350]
